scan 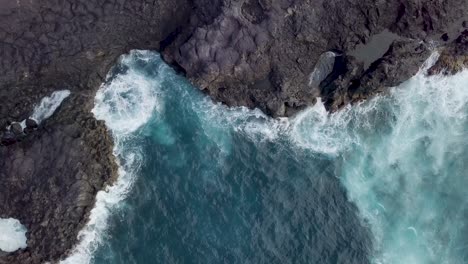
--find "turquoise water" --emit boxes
[64,51,468,264]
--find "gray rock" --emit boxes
[25,118,38,129]
[163,0,467,116]
[309,52,338,88]
[429,30,468,75]
[323,39,432,111]
[10,123,23,135]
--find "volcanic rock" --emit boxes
[429,30,468,75]
[162,0,468,116]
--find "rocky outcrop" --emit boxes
[0,0,467,263]
[429,29,468,75]
[321,39,432,111]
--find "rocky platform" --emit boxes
[0,0,467,263]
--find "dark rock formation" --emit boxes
[10,123,23,135]
[322,39,432,111]
[1,131,16,146]
[429,30,468,75]
[0,0,467,263]
[0,104,117,264]
[26,119,38,129]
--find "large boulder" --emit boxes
[25,119,38,129]
[9,123,23,135]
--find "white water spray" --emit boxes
[31,90,70,124]
[0,218,27,252]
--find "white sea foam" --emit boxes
[309,51,337,87]
[0,218,27,252]
[338,61,468,263]
[31,90,70,123]
[61,51,158,264]
[214,51,468,263]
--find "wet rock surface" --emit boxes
[0,0,467,263]
[429,29,468,75]
[0,102,117,264]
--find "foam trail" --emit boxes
[31,90,70,123]
[0,218,27,252]
[61,51,159,264]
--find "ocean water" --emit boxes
[63,50,468,264]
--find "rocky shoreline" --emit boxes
[0,0,467,263]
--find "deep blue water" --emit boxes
[63,51,468,264]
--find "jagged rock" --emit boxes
[25,119,38,129]
[10,123,23,135]
[309,52,339,89]
[429,30,468,75]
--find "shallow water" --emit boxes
[64,50,468,264]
